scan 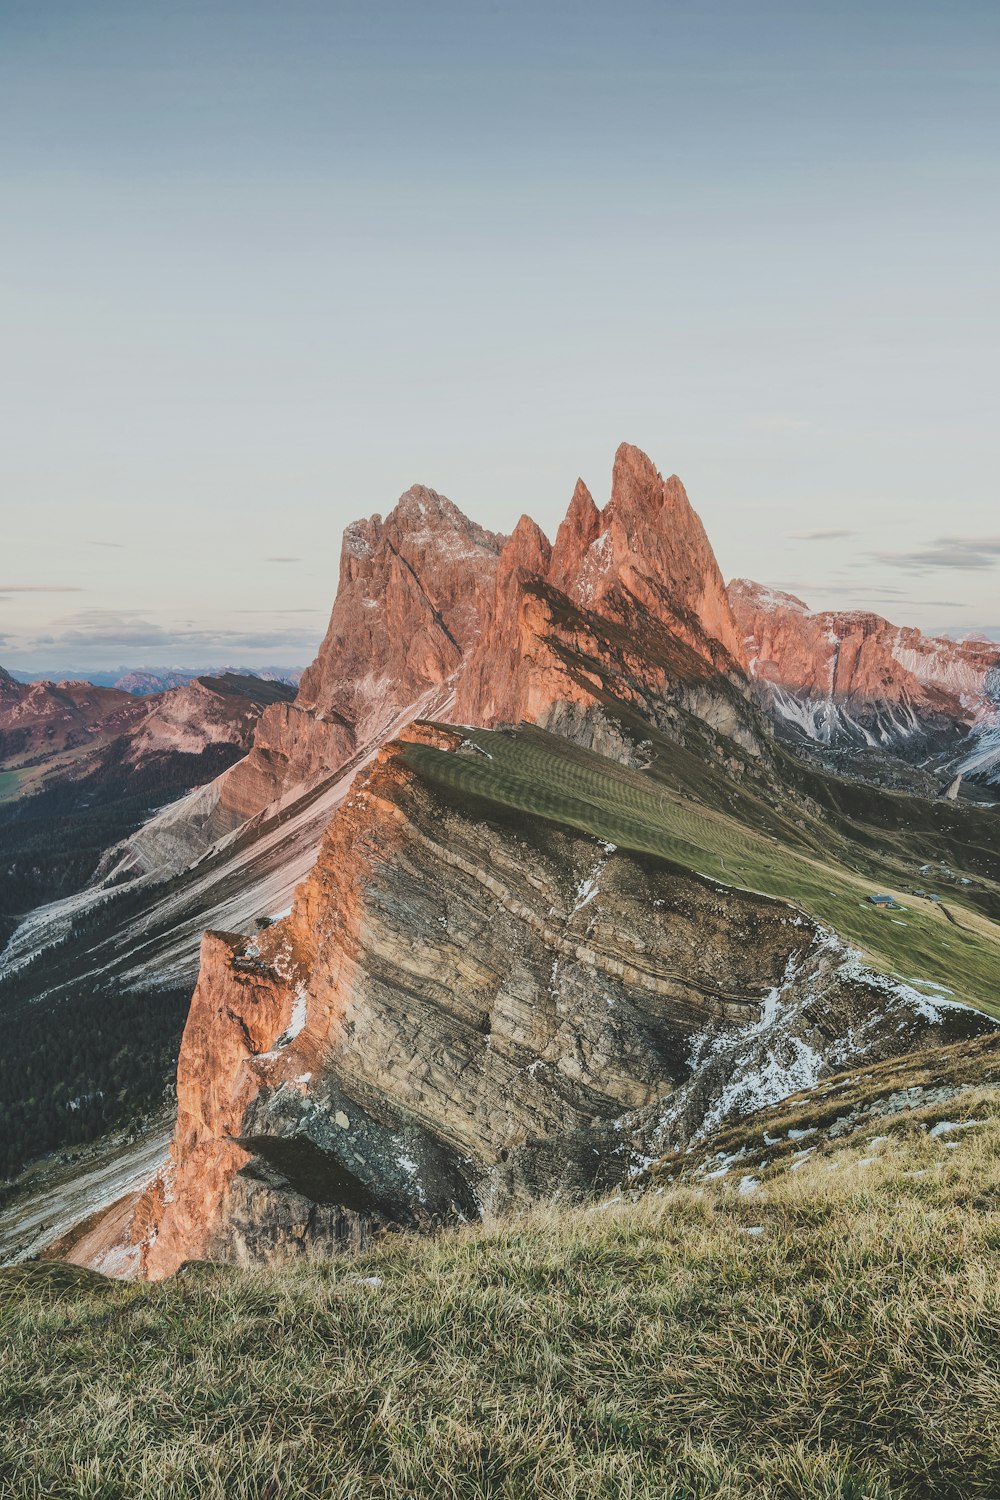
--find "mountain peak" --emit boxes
[504,514,553,578]
[549,478,601,591]
[610,439,663,496]
[729,579,810,614]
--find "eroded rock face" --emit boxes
[189,447,755,849]
[456,444,749,736]
[138,725,993,1277]
[730,580,1000,768]
[213,488,506,824]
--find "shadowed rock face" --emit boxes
[455,444,749,735]
[730,579,1000,770]
[139,725,993,1277]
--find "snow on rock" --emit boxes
[642,926,992,1157]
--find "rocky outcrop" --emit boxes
[165,447,753,864]
[139,724,991,1277]
[212,488,506,826]
[456,445,749,738]
[730,580,1000,778]
[125,673,295,761]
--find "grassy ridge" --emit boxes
[2,1067,999,1498]
[401,725,1000,1015]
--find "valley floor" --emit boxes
[2,1037,999,1499]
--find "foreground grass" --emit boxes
[3,1082,1000,1498]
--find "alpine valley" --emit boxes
[2,444,999,1288]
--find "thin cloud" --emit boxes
[789,529,854,541]
[86,541,124,549]
[871,537,1000,572]
[853,595,967,607]
[0,584,85,592]
[766,582,968,613]
[265,556,300,563]
[3,608,321,672]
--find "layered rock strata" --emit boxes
[140,726,990,1276]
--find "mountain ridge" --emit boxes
[4,443,1000,1281]
[730,578,1000,783]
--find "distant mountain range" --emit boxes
[0,669,297,953]
[6,666,304,694]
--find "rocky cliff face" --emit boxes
[217,445,751,830]
[730,580,1000,779]
[455,445,749,740]
[22,446,1000,1278]
[139,724,991,1277]
[213,488,506,827]
[140,447,751,884]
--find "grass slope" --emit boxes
[401,725,1000,1016]
[3,1042,999,1498]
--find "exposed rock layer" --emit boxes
[141,726,991,1276]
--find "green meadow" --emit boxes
[402,724,1000,1016]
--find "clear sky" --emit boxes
[2,0,998,673]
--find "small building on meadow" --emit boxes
[867,893,896,908]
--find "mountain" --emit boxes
[113,667,304,696]
[730,580,1000,784]
[454,445,752,751]
[6,667,304,693]
[0,671,150,778]
[0,670,295,802]
[210,486,505,827]
[4,444,1000,1282]
[0,671,298,1178]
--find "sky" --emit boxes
[2,0,999,674]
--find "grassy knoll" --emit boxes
[3,1046,999,1498]
[0,770,20,803]
[402,726,1000,1016]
